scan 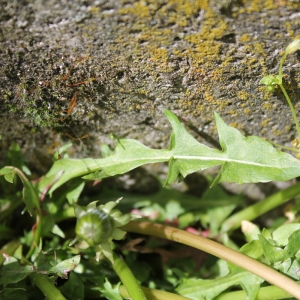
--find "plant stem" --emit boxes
[266,139,300,152]
[278,54,286,84]
[221,181,300,232]
[119,285,192,300]
[279,83,300,138]
[112,252,147,300]
[122,221,300,299]
[29,273,66,300]
[215,284,292,300]
[119,284,292,300]
[26,213,42,259]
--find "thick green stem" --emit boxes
[29,273,66,300]
[112,252,147,300]
[122,221,300,299]
[279,83,300,138]
[119,284,292,300]
[119,285,191,300]
[221,181,300,233]
[215,284,292,300]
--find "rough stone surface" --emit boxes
[1,0,300,180]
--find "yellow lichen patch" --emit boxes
[118,1,152,18]
[284,21,300,38]
[261,129,267,135]
[262,102,273,110]
[119,0,204,26]
[239,33,251,43]
[89,6,100,14]
[285,125,291,133]
[272,128,283,136]
[196,103,205,113]
[110,0,288,122]
[116,0,229,81]
[149,47,168,62]
[229,122,243,130]
[186,26,226,45]
[185,89,191,96]
[168,0,204,16]
[220,56,234,68]
[159,0,206,27]
[260,118,271,127]
[135,33,151,43]
[237,91,250,101]
[238,0,276,14]
[182,5,228,64]
[186,42,222,65]
[258,87,272,101]
[243,108,251,115]
[204,91,215,103]
[227,109,238,117]
[253,42,267,56]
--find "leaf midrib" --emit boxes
[89,153,285,169]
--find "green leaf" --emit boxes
[0,256,33,287]
[0,225,16,242]
[240,240,264,260]
[0,168,15,183]
[38,110,300,196]
[212,113,300,185]
[0,167,40,216]
[205,204,236,236]
[261,228,272,239]
[59,272,84,300]
[34,251,53,273]
[0,288,27,300]
[259,235,284,264]
[125,255,151,284]
[272,223,300,246]
[4,143,31,176]
[51,224,65,238]
[66,181,85,204]
[283,230,300,260]
[48,255,80,279]
[98,280,123,300]
[176,270,263,300]
[163,109,223,185]
[39,139,169,196]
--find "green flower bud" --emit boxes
[75,209,113,246]
[72,198,137,263]
[266,85,275,92]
